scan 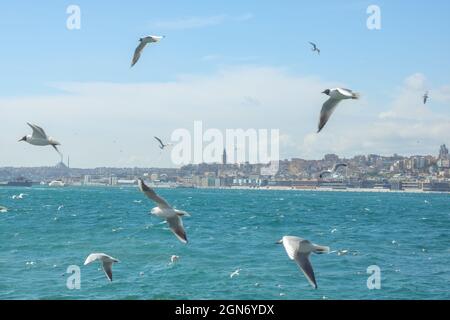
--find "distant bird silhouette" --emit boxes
[154,136,172,150]
[309,42,320,55]
[423,91,429,104]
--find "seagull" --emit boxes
[277,236,330,289]
[170,255,180,264]
[319,163,348,178]
[12,193,26,200]
[230,268,241,278]
[0,206,7,213]
[309,42,320,55]
[57,205,64,211]
[19,123,61,155]
[423,91,429,104]
[131,35,165,67]
[138,178,190,244]
[154,136,172,150]
[84,253,119,282]
[318,88,360,133]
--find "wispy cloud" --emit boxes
[152,13,254,30]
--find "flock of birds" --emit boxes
[1,37,433,290]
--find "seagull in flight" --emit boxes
[138,178,190,244]
[277,236,330,289]
[84,253,119,282]
[12,193,26,200]
[319,163,348,178]
[317,88,360,133]
[154,136,172,150]
[423,91,429,104]
[131,35,165,67]
[230,268,241,278]
[309,42,320,55]
[19,123,62,155]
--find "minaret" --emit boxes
[222,148,227,165]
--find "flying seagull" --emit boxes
[19,123,62,155]
[131,35,165,67]
[318,88,360,133]
[423,91,429,104]
[319,163,348,178]
[138,178,190,244]
[309,42,320,55]
[84,253,119,282]
[277,236,330,289]
[230,268,241,278]
[154,136,172,150]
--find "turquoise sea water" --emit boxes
[0,186,449,300]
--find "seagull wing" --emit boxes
[154,136,165,148]
[294,252,318,289]
[333,163,347,172]
[27,123,47,139]
[84,253,100,265]
[309,42,317,49]
[336,88,354,97]
[131,41,147,67]
[102,261,114,281]
[166,215,188,244]
[138,179,171,209]
[318,98,340,133]
[51,144,62,156]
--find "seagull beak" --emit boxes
[18,136,26,142]
[275,239,283,245]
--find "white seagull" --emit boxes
[230,268,241,278]
[19,123,61,155]
[131,35,165,67]
[84,253,119,282]
[317,88,360,133]
[277,236,330,289]
[138,178,190,244]
[12,193,26,200]
[170,255,180,264]
[319,163,348,179]
[0,206,8,213]
[309,42,320,55]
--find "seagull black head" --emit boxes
[322,89,331,96]
[18,136,27,142]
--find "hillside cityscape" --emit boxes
[1,144,450,192]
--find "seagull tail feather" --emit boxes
[352,92,360,99]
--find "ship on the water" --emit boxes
[0,177,33,187]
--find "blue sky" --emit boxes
[1,1,450,167]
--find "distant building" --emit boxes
[222,149,227,165]
[439,144,449,159]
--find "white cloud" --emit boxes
[0,68,449,167]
